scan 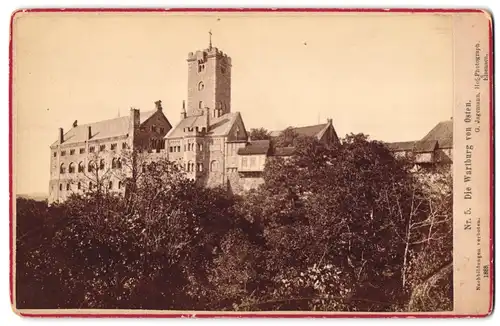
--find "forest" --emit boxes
[15,132,453,312]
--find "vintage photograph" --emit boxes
[11,10,492,316]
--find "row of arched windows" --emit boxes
[60,158,123,174]
[185,160,219,172]
[59,180,123,192]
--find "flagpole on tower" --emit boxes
[209,29,213,49]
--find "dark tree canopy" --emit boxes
[16,138,452,312]
[249,128,272,141]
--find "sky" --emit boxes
[13,12,454,195]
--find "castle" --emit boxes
[48,39,451,204]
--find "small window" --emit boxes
[118,181,122,189]
[177,146,181,152]
[78,161,84,173]
[109,181,113,190]
[66,184,70,191]
[61,151,66,157]
[99,159,105,170]
[70,149,75,155]
[151,126,155,132]
[199,101,204,109]
[242,157,248,167]
[79,148,85,154]
[111,143,117,150]
[59,184,62,191]
[68,162,75,173]
[53,152,57,158]
[169,147,173,153]
[60,163,66,174]
[88,161,95,172]
[89,182,93,190]
[77,182,81,190]
[122,142,127,149]
[250,157,256,167]
[198,81,205,91]
[210,160,219,172]
[99,144,106,152]
[89,146,95,153]
[160,127,165,134]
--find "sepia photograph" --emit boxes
[10,9,492,317]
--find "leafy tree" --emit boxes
[249,128,272,140]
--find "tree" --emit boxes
[249,128,272,140]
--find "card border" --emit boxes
[8,7,495,318]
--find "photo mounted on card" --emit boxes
[10,8,493,317]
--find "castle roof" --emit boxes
[272,147,296,156]
[166,112,243,139]
[50,110,156,147]
[237,140,271,155]
[420,120,453,149]
[269,123,329,139]
[386,120,452,153]
[386,141,417,152]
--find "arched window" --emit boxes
[109,181,113,190]
[118,181,122,189]
[78,161,84,173]
[68,162,75,173]
[99,159,105,170]
[77,182,81,190]
[59,183,62,191]
[89,182,93,190]
[210,160,219,172]
[117,158,122,169]
[112,158,117,169]
[88,161,95,172]
[197,163,203,172]
[198,81,205,91]
[199,100,204,109]
[60,163,66,174]
[66,184,70,191]
[187,161,193,172]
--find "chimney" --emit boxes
[129,108,140,143]
[327,118,333,124]
[87,126,92,140]
[205,106,210,129]
[59,128,64,143]
[155,100,162,111]
[181,100,187,120]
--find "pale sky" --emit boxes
[13,12,453,194]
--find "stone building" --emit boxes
[164,42,250,190]
[387,119,453,167]
[48,101,172,204]
[163,40,341,194]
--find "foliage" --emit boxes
[249,128,272,141]
[16,136,453,312]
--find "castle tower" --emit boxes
[186,32,232,118]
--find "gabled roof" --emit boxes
[166,112,243,139]
[386,141,417,152]
[270,123,329,139]
[414,140,438,153]
[420,120,453,149]
[238,140,271,155]
[51,110,157,147]
[272,147,296,156]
